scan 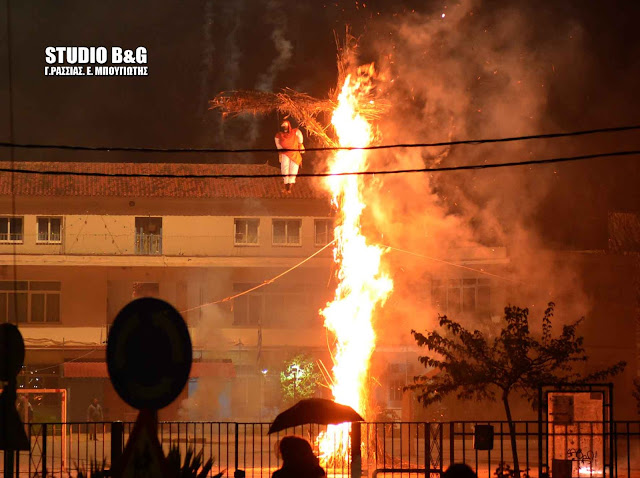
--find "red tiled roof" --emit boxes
[0,162,328,200]
[64,361,108,378]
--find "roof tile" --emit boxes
[0,162,329,200]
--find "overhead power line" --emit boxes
[0,150,638,179]
[180,239,336,315]
[0,124,638,155]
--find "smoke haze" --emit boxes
[351,0,597,344]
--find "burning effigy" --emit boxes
[209,31,389,149]
[210,31,393,466]
[315,62,394,466]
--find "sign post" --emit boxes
[107,298,192,478]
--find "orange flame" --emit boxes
[318,66,393,464]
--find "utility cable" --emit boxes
[5,0,19,326]
[0,150,638,179]
[180,238,521,316]
[179,238,336,315]
[377,243,520,283]
[0,124,638,154]
[25,348,100,373]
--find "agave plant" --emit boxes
[73,448,224,478]
[73,460,108,478]
[166,446,224,478]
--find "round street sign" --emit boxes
[107,298,192,410]
[0,323,25,382]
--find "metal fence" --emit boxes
[1,421,638,478]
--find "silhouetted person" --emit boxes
[443,463,478,478]
[272,436,325,478]
[87,398,103,440]
[16,394,33,434]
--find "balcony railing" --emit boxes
[0,233,23,242]
[135,232,162,255]
[37,232,62,243]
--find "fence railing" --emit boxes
[1,421,638,478]
[134,232,162,255]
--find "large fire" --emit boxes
[318,66,394,463]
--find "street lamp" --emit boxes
[291,364,301,401]
[260,369,268,422]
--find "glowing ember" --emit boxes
[579,465,602,477]
[318,66,393,464]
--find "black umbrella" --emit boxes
[268,398,364,434]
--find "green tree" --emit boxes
[408,302,626,477]
[280,354,321,404]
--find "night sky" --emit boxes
[0,0,639,246]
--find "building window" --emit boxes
[37,217,62,243]
[234,219,259,245]
[132,282,159,298]
[0,281,61,323]
[314,219,334,246]
[135,217,162,255]
[233,284,264,326]
[0,217,23,243]
[389,379,405,402]
[431,278,491,315]
[272,219,301,246]
[232,283,319,327]
[388,363,406,374]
